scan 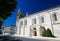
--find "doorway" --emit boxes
[40,26,46,36]
[33,28,37,36]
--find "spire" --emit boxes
[26,12,28,16]
[17,8,23,18]
[17,8,22,16]
[16,8,23,28]
[18,8,20,14]
[16,8,22,21]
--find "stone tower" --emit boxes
[16,8,22,21]
[16,8,22,34]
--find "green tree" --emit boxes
[0,0,17,34]
[46,28,55,37]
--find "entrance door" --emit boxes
[34,31,37,36]
[33,28,37,36]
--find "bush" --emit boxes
[45,28,55,37]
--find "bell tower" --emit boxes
[16,8,22,21]
[16,8,22,34]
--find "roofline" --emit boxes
[20,5,60,19]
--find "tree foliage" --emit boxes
[45,28,55,37]
[0,17,3,26]
[42,28,55,37]
[0,0,17,34]
[0,0,17,20]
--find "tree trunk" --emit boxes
[0,25,2,34]
[0,22,3,34]
[0,18,3,34]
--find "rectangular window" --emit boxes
[53,14,57,21]
[41,16,44,23]
[33,18,36,24]
[20,21,23,26]
[24,20,27,25]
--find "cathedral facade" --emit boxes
[16,6,60,38]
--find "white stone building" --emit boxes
[16,6,60,38]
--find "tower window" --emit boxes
[53,14,57,21]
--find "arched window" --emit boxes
[34,28,36,30]
[40,26,46,36]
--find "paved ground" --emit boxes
[18,37,60,41]
[0,35,60,41]
[13,36,60,41]
[0,36,21,41]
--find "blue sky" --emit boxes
[2,0,60,27]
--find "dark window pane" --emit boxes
[24,20,27,25]
[54,14,57,21]
[34,18,36,24]
[20,21,23,26]
[41,17,44,23]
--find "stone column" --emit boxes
[37,27,39,36]
[29,27,32,37]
